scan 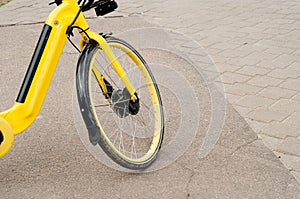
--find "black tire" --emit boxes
[76,37,164,170]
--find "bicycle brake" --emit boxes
[49,0,62,6]
[99,32,113,38]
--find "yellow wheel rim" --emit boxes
[90,41,163,163]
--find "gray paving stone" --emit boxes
[284,112,300,127]
[241,52,275,66]
[247,75,283,88]
[215,63,241,73]
[237,65,270,76]
[247,108,290,123]
[218,72,251,84]
[263,28,291,36]
[274,152,300,172]
[247,32,275,41]
[280,79,300,91]
[236,42,268,53]
[204,48,223,57]
[257,60,278,70]
[225,93,243,104]
[246,119,267,133]
[265,46,295,55]
[225,83,262,96]
[259,134,283,151]
[236,95,275,109]
[270,54,299,68]
[233,105,253,117]
[260,122,300,139]
[293,50,300,56]
[276,137,300,156]
[210,42,240,51]
[268,68,300,79]
[220,48,253,59]
[270,99,300,114]
[225,57,250,68]
[213,56,231,66]
[289,62,300,72]
[292,92,300,102]
[258,86,298,100]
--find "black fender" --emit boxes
[76,41,100,145]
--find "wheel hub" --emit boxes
[111,88,140,118]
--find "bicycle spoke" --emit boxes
[94,104,111,108]
[96,48,121,89]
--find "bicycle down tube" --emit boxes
[0,0,136,158]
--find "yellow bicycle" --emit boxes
[0,0,164,169]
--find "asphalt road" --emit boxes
[0,17,300,198]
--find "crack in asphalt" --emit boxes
[12,4,34,11]
[228,137,258,157]
[184,170,196,199]
[0,15,123,28]
[0,21,44,27]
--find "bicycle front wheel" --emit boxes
[77,37,164,170]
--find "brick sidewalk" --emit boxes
[0,0,300,182]
[117,0,300,182]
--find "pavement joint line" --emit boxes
[259,131,299,140]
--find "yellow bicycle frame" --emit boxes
[0,0,136,158]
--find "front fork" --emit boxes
[80,32,138,102]
[85,32,137,100]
